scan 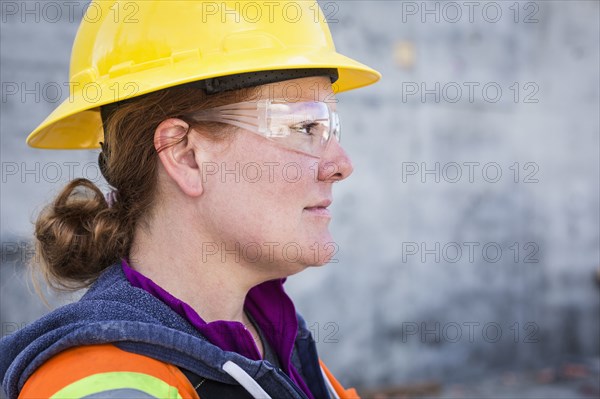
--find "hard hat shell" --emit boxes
[26,1,381,149]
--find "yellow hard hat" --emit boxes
[26,1,381,149]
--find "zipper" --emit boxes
[274,367,311,399]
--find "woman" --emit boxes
[0,1,380,398]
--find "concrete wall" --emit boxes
[1,0,598,390]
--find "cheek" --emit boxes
[204,134,324,247]
[245,162,312,228]
[204,160,312,240]
[204,161,334,269]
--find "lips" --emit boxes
[304,199,332,217]
[305,199,332,209]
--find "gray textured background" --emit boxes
[1,0,599,395]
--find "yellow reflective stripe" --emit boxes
[50,372,183,399]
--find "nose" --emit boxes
[316,137,354,182]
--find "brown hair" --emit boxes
[33,86,257,290]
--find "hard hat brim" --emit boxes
[26,51,381,149]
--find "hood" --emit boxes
[0,264,307,399]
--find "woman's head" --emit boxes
[30,1,379,290]
[35,75,351,289]
[151,76,353,279]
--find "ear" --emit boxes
[154,118,203,197]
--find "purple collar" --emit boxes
[121,259,314,399]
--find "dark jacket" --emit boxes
[0,264,333,399]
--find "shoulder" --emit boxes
[19,344,199,399]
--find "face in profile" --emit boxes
[190,76,354,278]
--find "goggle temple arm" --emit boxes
[187,101,268,135]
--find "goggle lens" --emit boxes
[187,99,340,157]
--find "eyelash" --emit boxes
[292,121,319,135]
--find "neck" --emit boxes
[128,204,264,325]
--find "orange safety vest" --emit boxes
[20,344,360,399]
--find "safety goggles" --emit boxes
[185,99,340,157]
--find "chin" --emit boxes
[309,259,332,267]
[273,250,334,279]
[302,239,338,266]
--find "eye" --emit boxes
[291,121,320,136]
[291,121,319,136]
